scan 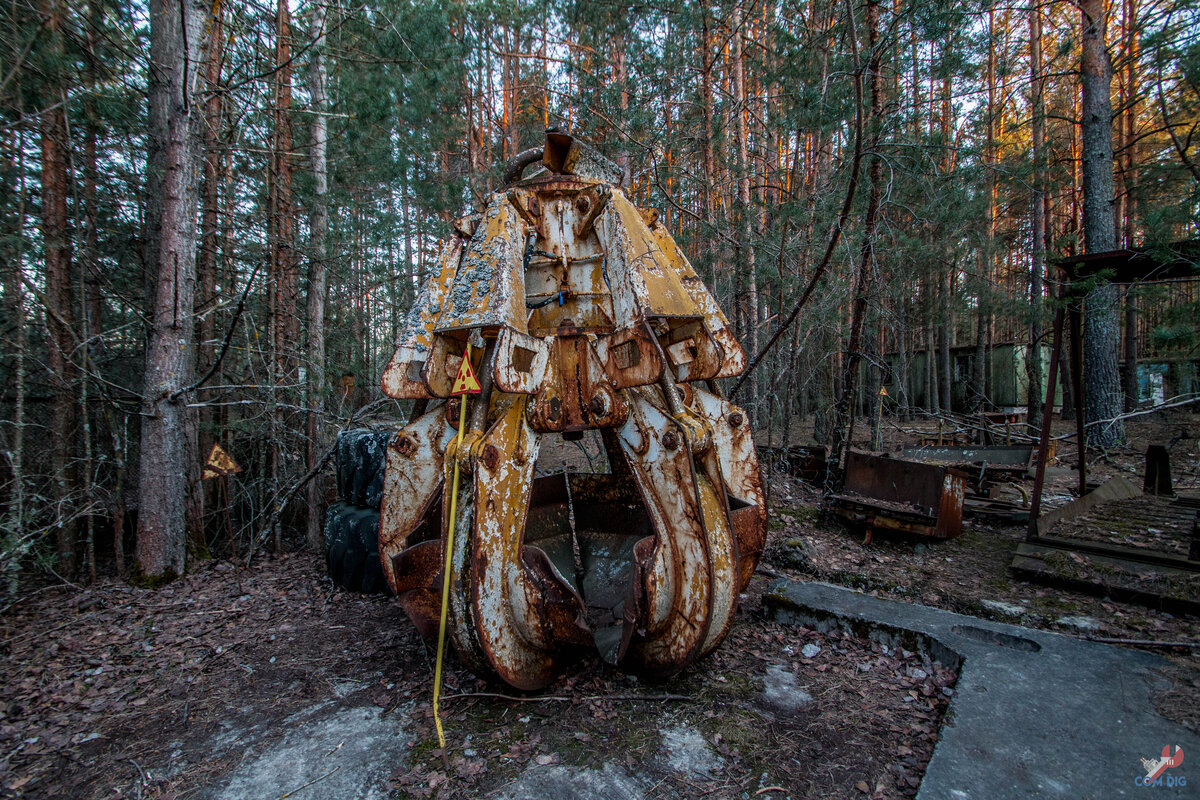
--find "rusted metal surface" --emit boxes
[830,451,966,539]
[380,239,463,399]
[899,445,1035,467]
[372,131,766,690]
[759,444,829,485]
[899,445,1035,492]
[691,387,766,592]
[378,407,456,633]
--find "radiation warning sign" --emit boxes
[202,443,243,479]
[450,347,482,395]
[879,386,888,396]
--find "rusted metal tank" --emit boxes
[375,131,767,690]
[829,451,967,540]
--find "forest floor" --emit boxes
[0,411,1197,800]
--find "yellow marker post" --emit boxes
[873,385,888,451]
[433,343,481,750]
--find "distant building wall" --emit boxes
[876,343,1062,413]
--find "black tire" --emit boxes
[324,501,389,594]
[335,429,392,509]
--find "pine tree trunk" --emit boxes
[700,15,716,229]
[4,127,28,582]
[829,0,881,482]
[1120,0,1139,412]
[937,69,953,415]
[194,0,225,546]
[614,29,630,187]
[306,1,330,550]
[939,266,952,413]
[731,7,760,422]
[269,0,298,550]
[137,0,210,581]
[1080,0,1124,446]
[1027,0,1046,427]
[975,9,997,414]
[925,303,937,413]
[39,0,77,578]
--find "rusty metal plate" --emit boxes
[691,387,767,591]
[373,131,769,691]
[447,397,586,690]
[596,327,663,389]
[615,388,722,676]
[598,191,700,321]
[380,239,462,399]
[493,326,551,394]
[836,451,965,540]
[647,224,747,379]
[434,199,528,334]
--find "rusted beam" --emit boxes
[1028,293,1065,539]
[1067,302,1087,496]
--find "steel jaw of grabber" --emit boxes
[375,130,767,691]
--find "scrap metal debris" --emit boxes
[1012,477,1200,613]
[374,132,766,690]
[827,451,966,540]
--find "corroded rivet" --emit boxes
[482,444,501,471]
[662,431,679,451]
[589,395,604,415]
[728,412,744,429]
[396,436,416,457]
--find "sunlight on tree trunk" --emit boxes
[1081,0,1125,448]
[136,0,210,581]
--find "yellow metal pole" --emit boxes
[873,387,884,451]
[433,343,471,749]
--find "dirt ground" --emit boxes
[0,556,953,800]
[765,409,1200,736]
[0,411,1196,799]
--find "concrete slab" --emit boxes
[660,724,724,777]
[761,663,814,716]
[493,763,646,800]
[205,702,413,800]
[764,580,1200,799]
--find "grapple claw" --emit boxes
[376,131,767,690]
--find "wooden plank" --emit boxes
[1026,535,1200,572]
[1016,542,1197,578]
[1035,476,1143,536]
[1009,546,1200,616]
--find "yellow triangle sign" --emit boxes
[203,443,243,479]
[879,386,888,396]
[450,347,482,395]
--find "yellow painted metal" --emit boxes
[376,131,768,692]
[432,343,472,749]
[380,239,463,399]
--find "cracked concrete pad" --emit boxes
[765,580,1200,800]
[207,704,412,800]
[761,663,813,715]
[493,763,646,800]
[1055,614,1102,631]
[979,599,1026,617]
[660,724,724,777]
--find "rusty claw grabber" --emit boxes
[376,131,767,690]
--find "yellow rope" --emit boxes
[433,343,470,750]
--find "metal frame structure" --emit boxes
[373,132,767,690]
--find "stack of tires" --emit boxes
[324,429,393,594]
